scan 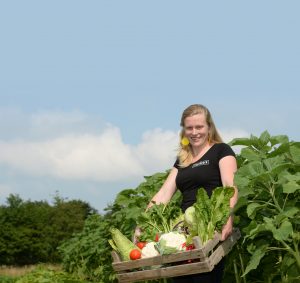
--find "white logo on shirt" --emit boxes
[192,160,209,168]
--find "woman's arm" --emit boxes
[147,167,178,209]
[219,155,238,240]
[133,167,178,242]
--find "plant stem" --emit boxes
[280,239,300,270]
[238,245,247,283]
[269,185,283,213]
[293,238,300,269]
[267,246,289,252]
[233,259,240,283]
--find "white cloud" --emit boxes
[0,109,251,184]
[0,126,178,182]
[135,128,179,173]
[0,127,143,182]
[0,126,250,182]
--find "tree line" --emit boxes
[0,193,97,265]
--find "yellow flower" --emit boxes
[181,137,190,146]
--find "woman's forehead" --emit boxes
[184,113,206,125]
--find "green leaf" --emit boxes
[115,189,137,206]
[242,244,268,276]
[281,253,298,276]
[240,147,261,161]
[282,181,300,194]
[233,196,248,213]
[269,134,289,146]
[194,188,211,223]
[244,222,268,240]
[264,217,293,242]
[283,206,299,218]
[233,174,250,190]
[273,220,293,241]
[125,205,142,220]
[238,161,265,178]
[259,130,271,145]
[290,143,300,164]
[282,172,300,182]
[229,137,253,147]
[262,155,284,171]
[247,202,262,219]
[268,142,290,157]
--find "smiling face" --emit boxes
[183,113,210,149]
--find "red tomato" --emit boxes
[130,249,141,260]
[137,242,146,249]
[155,233,160,242]
[186,244,195,250]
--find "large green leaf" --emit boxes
[242,244,268,276]
[264,217,293,242]
[229,137,254,147]
[290,142,300,164]
[282,206,300,218]
[244,222,269,240]
[240,147,261,161]
[246,202,262,219]
[233,174,251,190]
[268,142,290,157]
[283,181,300,194]
[240,161,265,177]
[115,189,137,206]
[278,171,300,188]
[259,130,271,145]
[269,134,289,146]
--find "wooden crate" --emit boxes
[111,228,241,283]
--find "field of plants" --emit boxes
[0,131,299,283]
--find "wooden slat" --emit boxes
[111,251,122,263]
[117,260,212,283]
[202,232,221,255]
[208,228,241,269]
[113,248,207,271]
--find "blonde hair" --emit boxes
[178,104,223,167]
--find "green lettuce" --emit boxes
[185,186,235,245]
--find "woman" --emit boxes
[136,104,238,282]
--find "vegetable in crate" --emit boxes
[136,200,184,242]
[130,249,141,260]
[141,242,160,258]
[156,231,186,255]
[136,241,147,249]
[109,228,140,261]
[184,186,234,245]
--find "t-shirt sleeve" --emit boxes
[218,143,236,160]
[173,158,180,169]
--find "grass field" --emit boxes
[0,264,61,277]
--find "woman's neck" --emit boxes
[192,142,211,160]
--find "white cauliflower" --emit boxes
[141,242,160,258]
[157,231,186,254]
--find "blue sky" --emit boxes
[1,1,299,213]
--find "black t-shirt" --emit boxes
[174,143,236,212]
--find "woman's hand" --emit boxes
[221,215,233,241]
